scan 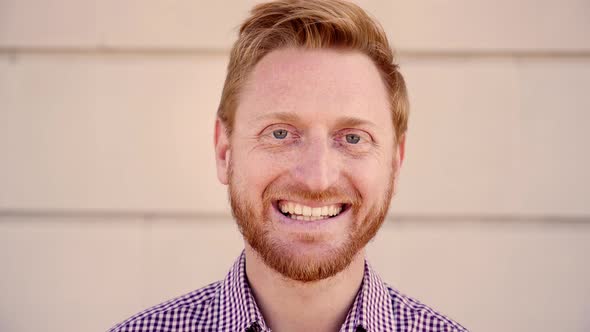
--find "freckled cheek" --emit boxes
[234,149,294,188]
[344,161,388,201]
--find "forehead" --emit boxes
[236,47,392,127]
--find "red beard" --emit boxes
[228,163,394,282]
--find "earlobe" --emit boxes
[214,119,230,185]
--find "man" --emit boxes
[109,0,468,331]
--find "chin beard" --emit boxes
[228,169,394,282]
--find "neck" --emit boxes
[244,245,365,332]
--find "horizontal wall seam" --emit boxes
[1,46,590,59]
[0,209,588,224]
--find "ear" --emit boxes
[392,133,406,194]
[396,133,406,172]
[214,118,230,185]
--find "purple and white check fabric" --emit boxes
[109,252,468,331]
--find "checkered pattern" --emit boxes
[109,252,468,331]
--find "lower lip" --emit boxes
[270,204,348,229]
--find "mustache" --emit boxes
[262,182,362,206]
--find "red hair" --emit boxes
[217,0,409,140]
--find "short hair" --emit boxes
[217,0,409,141]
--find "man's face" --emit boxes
[215,48,404,282]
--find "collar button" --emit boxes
[246,322,261,332]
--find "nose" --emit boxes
[292,136,339,192]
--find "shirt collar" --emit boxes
[215,251,268,332]
[215,251,393,332]
[341,260,395,332]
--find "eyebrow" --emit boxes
[252,111,302,124]
[251,112,378,129]
[334,116,377,129]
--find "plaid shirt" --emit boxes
[109,252,468,332]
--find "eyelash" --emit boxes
[260,125,373,147]
[260,125,299,143]
[336,130,371,145]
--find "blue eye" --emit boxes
[345,134,361,144]
[272,129,288,139]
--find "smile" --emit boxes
[277,200,345,221]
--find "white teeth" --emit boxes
[278,201,344,220]
[280,204,289,213]
[311,207,322,217]
[302,206,312,217]
[288,214,330,221]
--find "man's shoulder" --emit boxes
[385,284,469,332]
[108,281,222,332]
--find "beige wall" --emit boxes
[1,1,589,331]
